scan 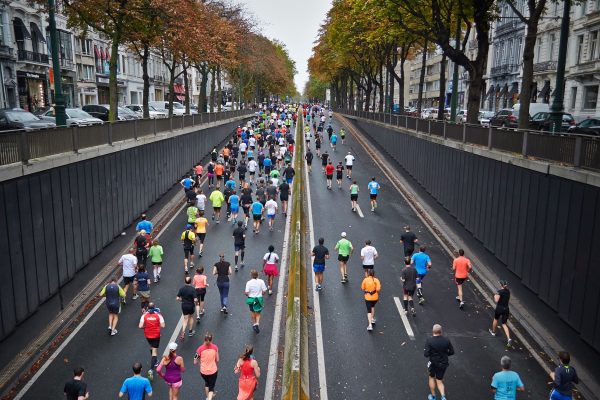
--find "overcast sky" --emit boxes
[242,0,332,94]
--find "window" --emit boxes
[549,33,556,61]
[576,35,584,63]
[597,0,600,11]
[583,85,599,109]
[590,31,599,60]
[0,11,5,46]
[570,87,577,109]
[77,38,92,55]
[516,38,522,62]
[535,38,542,63]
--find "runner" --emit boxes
[138,302,165,380]
[118,248,138,301]
[235,345,261,400]
[367,177,380,212]
[401,257,417,316]
[136,214,153,234]
[331,130,338,152]
[278,179,290,216]
[251,198,264,234]
[304,127,311,147]
[206,161,215,188]
[240,189,253,229]
[488,280,513,347]
[209,188,225,223]
[134,230,149,269]
[247,158,258,184]
[100,277,125,336]
[327,124,333,141]
[549,351,579,400]
[196,189,207,214]
[339,127,346,144]
[193,267,208,321]
[344,151,355,179]
[491,356,525,400]
[63,367,89,400]
[312,237,329,291]
[424,324,454,400]
[229,190,240,225]
[264,197,278,231]
[135,265,151,311]
[283,162,295,185]
[269,167,280,186]
[262,245,280,294]
[360,240,379,276]
[186,203,199,225]
[180,175,194,192]
[452,249,472,309]
[325,161,334,190]
[118,362,152,400]
[146,240,164,284]
[321,150,329,172]
[176,276,196,339]
[411,246,432,305]
[361,269,381,332]
[193,211,209,257]
[180,224,196,274]
[156,343,185,400]
[263,154,272,176]
[213,253,232,313]
[315,135,322,157]
[245,269,268,333]
[335,161,344,189]
[400,225,418,257]
[305,148,314,173]
[195,332,219,400]
[350,180,359,212]
[335,232,354,283]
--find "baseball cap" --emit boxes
[499,280,508,287]
[341,232,347,237]
[167,342,177,351]
[186,224,192,229]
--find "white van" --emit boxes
[148,101,186,116]
[512,103,550,118]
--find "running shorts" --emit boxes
[123,276,134,285]
[197,233,206,243]
[350,194,358,201]
[494,309,509,324]
[107,303,121,314]
[201,372,218,391]
[267,214,276,220]
[369,194,378,200]
[362,265,374,270]
[313,263,325,273]
[338,254,349,262]
[403,288,415,296]
[326,174,333,180]
[184,247,194,257]
[195,288,207,302]
[253,214,262,221]
[455,277,467,285]
[213,206,221,212]
[280,194,289,202]
[216,175,223,180]
[235,244,245,251]
[230,207,239,213]
[336,172,343,180]
[365,300,378,312]
[181,304,195,316]
[346,165,352,170]
[428,362,448,380]
[146,337,160,349]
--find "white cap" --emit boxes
[167,342,177,351]
[341,232,347,237]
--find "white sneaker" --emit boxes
[367,325,373,331]
[111,329,118,336]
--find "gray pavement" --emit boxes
[305,116,551,399]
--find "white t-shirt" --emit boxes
[360,245,378,266]
[239,142,247,152]
[196,194,207,210]
[119,254,138,277]
[263,252,279,264]
[305,132,311,140]
[344,154,355,166]
[248,137,256,147]
[265,199,278,215]
[278,137,285,146]
[245,278,267,297]
[271,176,280,186]
[248,160,258,172]
[279,146,287,156]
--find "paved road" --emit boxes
[305,116,551,399]
[20,134,289,399]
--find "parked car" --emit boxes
[513,102,550,118]
[36,107,103,126]
[148,101,185,115]
[478,110,495,127]
[0,108,56,131]
[489,108,520,128]
[82,104,138,121]
[421,108,434,119]
[125,104,167,119]
[567,118,600,136]
[455,109,468,123]
[529,111,576,132]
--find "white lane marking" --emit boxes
[393,297,415,340]
[304,143,328,400]
[264,141,296,400]
[162,316,185,356]
[355,203,364,218]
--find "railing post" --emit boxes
[574,136,583,168]
[488,125,493,149]
[19,130,30,164]
[72,126,80,153]
[181,115,184,130]
[415,118,419,133]
[153,118,157,136]
[169,117,173,132]
[108,122,113,145]
[133,119,138,140]
[443,121,447,139]
[462,123,467,143]
[428,119,431,135]
[405,116,408,129]
[192,113,195,126]
[522,131,529,157]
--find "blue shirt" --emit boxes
[331,134,337,144]
[251,201,264,215]
[225,180,236,190]
[135,220,152,234]
[247,150,254,159]
[491,370,524,400]
[182,178,193,189]
[120,376,152,400]
[263,158,272,167]
[229,195,239,208]
[411,252,431,275]
[367,181,380,195]
[135,271,150,291]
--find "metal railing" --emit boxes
[17,49,49,64]
[0,110,253,166]
[340,109,600,172]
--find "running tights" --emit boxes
[217,281,230,307]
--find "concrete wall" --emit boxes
[351,118,600,353]
[0,120,242,340]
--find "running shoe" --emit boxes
[199,251,203,257]
[235,265,239,272]
[132,294,139,300]
[223,307,228,315]
[507,339,513,348]
[188,330,195,337]
[371,207,375,212]
[371,318,376,324]
[107,326,112,334]
[111,329,118,336]
[200,309,205,316]
[147,369,153,382]
[268,289,273,295]
[241,263,245,269]
[411,308,416,316]
[419,297,426,305]
[253,325,260,333]
[459,301,465,309]
[153,278,158,283]
[367,325,373,331]
[216,220,220,224]
[488,329,496,336]
[197,316,201,323]
[455,296,461,302]
[428,395,436,400]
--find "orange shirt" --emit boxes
[195,217,208,234]
[361,277,381,301]
[195,165,203,175]
[223,148,230,157]
[452,256,472,278]
[193,274,207,289]
[196,343,219,375]
[214,164,224,176]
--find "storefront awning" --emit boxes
[104,48,110,60]
[13,18,31,40]
[174,84,185,94]
[499,83,509,96]
[484,85,494,100]
[30,23,46,43]
[538,80,550,99]
[94,45,101,59]
[176,95,185,102]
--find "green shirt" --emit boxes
[350,184,359,194]
[335,238,353,256]
[148,245,164,263]
[209,190,225,207]
[270,170,280,178]
[187,206,199,223]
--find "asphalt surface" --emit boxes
[305,116,551,399]
[20,133,288,399]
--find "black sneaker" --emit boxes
[223,307,228,315]
[253,325,260,333]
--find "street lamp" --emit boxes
[48,0,66,126]
[549,1,570,133]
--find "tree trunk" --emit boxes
[168,69,175,117]
[141,43,150,119]
[210,67,216,113]
[438,54,447,121]
[389,57,395,113]
[217,65,222,112]
[399,54,406,112]
[417,39,428,115]
[349,79,354,110]
[108,36,121,121]
[518,21,538,129]
[378,64,384,112]
[197,64,208,112]
[183,63,190,114]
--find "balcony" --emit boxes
[154,74,165,82]
[60,57,74,70]
[17,49,49,64]
[533,60,557,73]
[490,64,519,76]
[0,45,14,59]
[568,60,600,79]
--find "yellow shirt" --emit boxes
[195,217,208,234]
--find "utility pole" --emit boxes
[48,0,66,126]
[550,0,571,134]
[450,18,461,122]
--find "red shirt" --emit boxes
[453,256,472,278]
[325,164,335,175]
[141,311,164,339]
